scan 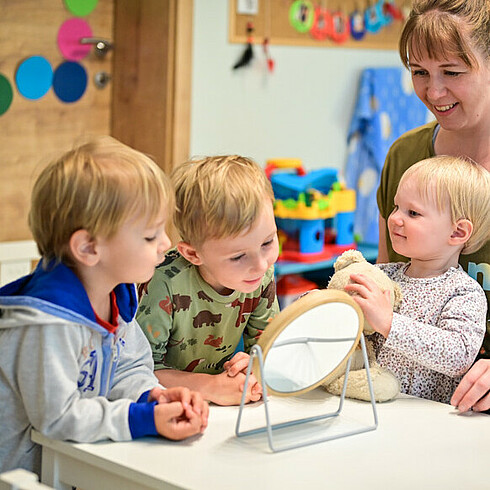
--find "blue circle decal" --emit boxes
[53,61,87,103]
[15,56,53,100]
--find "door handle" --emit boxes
[80,38,113,58]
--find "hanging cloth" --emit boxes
[344,67,431,245]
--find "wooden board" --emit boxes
[229,0,409,50]
[112,0,193,176]
[0,0,113,242]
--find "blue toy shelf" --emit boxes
[275,243,378,277]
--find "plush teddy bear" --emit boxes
[324,249,402,402]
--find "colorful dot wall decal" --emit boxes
[0,74,14,116]
[64,0,98,17]
[53,61,87,103]
[57,18,93,61]
[15,56,53,100]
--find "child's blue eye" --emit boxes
[230,254,244,262]
[408,210,419,217]
[411,69,426,76]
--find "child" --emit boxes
[0,137,208,475]
[137,155,280,406]
[346,156,489,404]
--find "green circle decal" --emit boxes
[63,0,98,17]
[289,1,314,33]
[0,74,13,116]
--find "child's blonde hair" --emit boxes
[29,136,174,266]
[171,155,274,246]
[399,0,490,69]
[398,155,490,255]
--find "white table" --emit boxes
[33,391,489,490]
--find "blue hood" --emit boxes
[0,260,138,324]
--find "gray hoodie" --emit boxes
[0,261,160,474]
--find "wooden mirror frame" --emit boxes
[254,289,364,397]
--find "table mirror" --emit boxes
[235,289,378,452]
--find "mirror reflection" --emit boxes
[261,299,361,394]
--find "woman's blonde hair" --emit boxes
[171,155,274,247]
[29,136,173,266]
[399,0,490,69]
[398,156,490,254]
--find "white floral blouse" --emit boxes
[372,262,487,404]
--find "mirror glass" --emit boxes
[256,291,362,395]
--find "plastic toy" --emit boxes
[276,274,318,310]
[266,158,356,263]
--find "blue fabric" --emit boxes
[345,67,430,244]
[137,390,151,403]
[128,400,158,438]
[0,260,138,324]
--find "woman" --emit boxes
[376,0,490,412]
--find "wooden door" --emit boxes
[0,0,114,242]
[112,0,193,176]
[0,0,192,242]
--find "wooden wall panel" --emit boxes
[0,0,113,242]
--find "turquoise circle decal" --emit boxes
[16,56,53,100]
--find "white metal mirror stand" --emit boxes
[235,334,379,452]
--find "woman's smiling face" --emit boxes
[409,46,490,133]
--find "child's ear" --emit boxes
[177,241,203,266]
[69,229,100,267]
[449,219,473,247]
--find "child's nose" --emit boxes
[390,212,402,227]
[251,255,268,274]
[158,232,171,254]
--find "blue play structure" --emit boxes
[267,160,356,258]
[270,168,338,200]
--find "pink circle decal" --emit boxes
[57,18,92,61]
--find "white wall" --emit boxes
[190,0,403,173]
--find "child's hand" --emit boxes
[153,386,208,438]
[451,359,490,413]
[206,370,262,406]
[223,352,251,376]
[344,273,393,338]
[148,386,166,403]
[223,352,263,401]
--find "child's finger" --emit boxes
[161,386,192,406]
[349,273,377,291]
[344,283,368,298]
[188,391,205,416]
[148,386,165,402]
[157,401,184,421]
[227,359,250,376]
[251,382,262,395]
